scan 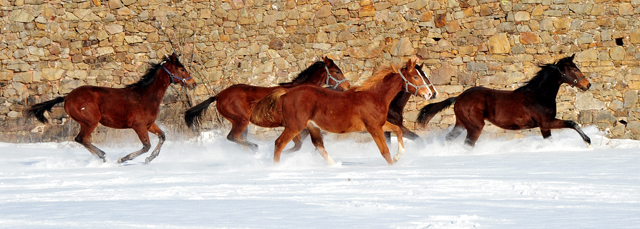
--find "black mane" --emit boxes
[279,61,327,86]
[515,56,573,92]
[126,54,181,88]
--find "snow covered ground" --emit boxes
[0,126,639,228]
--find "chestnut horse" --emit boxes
[416,54,592,147]
[384,64,438,142]
[26,53,196,164]
[184,57,350,152]
[251,58,431,165]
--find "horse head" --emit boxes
[323,57,350,90]
[558,54,590,91]
[394,58,432,100]
[164,53,197,89]
[415,63,438,100]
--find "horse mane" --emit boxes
[355,64,398,92]
[279,61,326,86]
[126,54,180,88]
[515,56,573,92]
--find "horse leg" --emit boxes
[384,131,392,144]
[401,126,420,141]
[541,119,591,146]
[75,123,106,162]
[273,128,301,164]
[367,126,394,165]
[144,123,165,164]
[227,119,259,152]
[446,122,465,142]
[117,125,152,164]
[307,124,335,165]
[463,122,485,147]
[383,122,405,163]
[540,129,552,139]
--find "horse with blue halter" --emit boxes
[184,57,350,152]
[416,54,592,147]
[26,53,196,164]
[385,64,438,142]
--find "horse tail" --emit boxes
[250,88,287,124]
[416,97,457,125]
[25,97,66,124]
[184,96,218,128]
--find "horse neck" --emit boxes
[366,73,405,106]
[532,75,563,102]
[139,69,172,105]
[292,71,325,86]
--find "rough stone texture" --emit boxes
[2,0,640,143]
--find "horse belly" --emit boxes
[309,115,366,134]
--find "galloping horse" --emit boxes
[385,64,438,142]
[251,58,432,165]
[26,53,196,164]
[416,54,592,147]
[184,57,350,152]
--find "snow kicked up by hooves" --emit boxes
[1,126,639,228]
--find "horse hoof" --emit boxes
[586,143,593,149]
[144,158,151,164]
[117,158,126,164]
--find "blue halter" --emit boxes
[398,68,428,97]
[325,65,348,89]
[162,65,192,87]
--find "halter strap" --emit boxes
[398,68,428,97]
[415,66,435,97]
[325,65,348,89]
[552,64,585,87]
[162,65,192,87]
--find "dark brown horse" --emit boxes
[184,57,350,152]
[384,64,438,142]
[26,53,196,164]
[251,58,431,165]
[416,54,592,147]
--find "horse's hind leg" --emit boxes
[75,123,106,162]
[284,129,310,153]
[227,119,259,152]
[540,129,552,139]
[273,128,302,164]
[445,122,465,142]
[144,123,165,164]
[307,123,335,165]
[117,125,151,164]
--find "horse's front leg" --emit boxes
[383,122,405,163]
[541,119,591,146]
[118,125,152,164]
[367,125,394,165]
[145,123,165,164]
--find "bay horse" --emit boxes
[384,64,438,142]
[416,54,592,147]
[26,53,196,164]
[251,58,432,165]
[184,57,350,152]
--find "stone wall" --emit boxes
[1,0,640,144]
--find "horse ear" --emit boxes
[570,53,575,60]
[323,56,331,66]
[170,53,179,63]
[406,59,413,69]
[391,63,399,73]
